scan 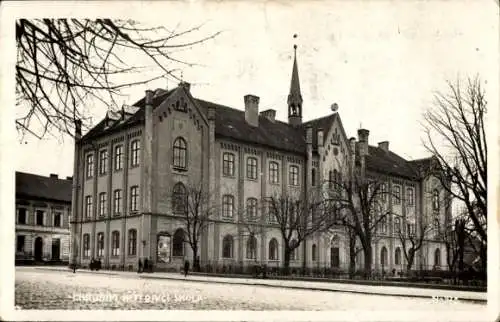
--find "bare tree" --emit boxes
[395,215,432,272]
[331,173,392,278]
[171,181,218,271]
[423,77,487,253]
[16,19,220,139]
[264,187,333,274]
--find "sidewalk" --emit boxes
[30,266,487,303]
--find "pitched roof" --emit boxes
[408,156,437,178]
[16,172,72,203]
[195,99,306,154]
[302,113,338,150]
[365,146,419,180]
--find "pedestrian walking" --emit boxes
[138,258,143,273]
[184,260,190,277]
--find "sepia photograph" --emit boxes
[0,1,498,321]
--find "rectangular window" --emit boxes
[128,229,137,255]
[268,201,277,223]
[222,153,235,176]
[222,195,234,218]
[96,232,104,257]
[53,212,62,227]
[130,140,140,167]
[35,210,44,226]
[246,157,258,180]
[85,196,93,219]
[83,234,90,258]
[99,192,107,216]
[114,145,123,171]
[393,185,401,204]
[113,189,122,215]
[130,186,139,212]
[246,198,258,221]
[289,165,299,186]
[86,154,94,178]
[381,183,387,202]
[111,231,120,256]
[16,235,25,252]
[407,187,414,206]
[269,161,279,184]
[99,149,108,175]
[17,208,27,224]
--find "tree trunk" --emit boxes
[192,245,199,272]
[348,232,356,279]
[284,248,291,275]
[363,247,372,279]
[406,249,415,272]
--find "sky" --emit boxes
[2,1,498,179]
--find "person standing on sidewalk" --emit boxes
[137,258,143,274]
[184,260,190,277]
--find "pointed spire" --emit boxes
[288,34,303,126]
[289,44,302,100]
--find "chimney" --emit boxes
[349,137,356,155]
[74,119,82,140]
[244,94,260,127]
[357,129,369,157]
[50,173,58,179]
[260,109,276,122]
[306,126,313,145]
[317,128,324,147]
[179,81,191,92]
[378,141,389,152]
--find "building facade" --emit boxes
[15,172,72,264]
[70,48,449,272]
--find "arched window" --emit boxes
[289,165,299,186]
[173,137,187,169]
[246,235,257,259]
[311,168,316,186]
[128,229,137,255]
[246,198,258,221]
[434,248,441,267]
[222,235,233,258]
[432,189,440,211]
[172,182,187,214]
[312,244,317,261]
[380,246,388,266]
[111,231,120,256]
[83,234,90,258]
[172,229,185,257]
[269,238,278,260]
[406,187,414,206]
[395,247,401,265]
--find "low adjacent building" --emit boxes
[15,172,72,264]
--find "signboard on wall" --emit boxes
[157,235,171,263]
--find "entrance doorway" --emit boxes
[330,247,340,268]
[34,237,43,261]
[51,238,60,260]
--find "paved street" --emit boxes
[15,267,487,312]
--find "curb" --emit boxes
[26,267,487,303]
[137,274,487,304]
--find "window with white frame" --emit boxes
[96,232,104,257]
[111,231,120,256]
[289,165,299,186]
[406,187,414,206]
[246,198,258,221]
[393,185,401,204]
[130,140,140,167]
[113,189,122,215]
[246,157,258,180]
[85,196,93,219]
[98,192,107,216]
[222,195,234,218]
[86,153,94,178]
[269,161,279,184]
[173,137,188,169]
[114,145,123,171]
[99,149,108,175]
[83,234,90,258]
[128,229,137,255]
[222,153,235,176]
[130,186,139,212]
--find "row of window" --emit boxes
[383,247,441,267]
[222,153,300,185]
[85,186,139,219]
[221,236,302,261]
[86,140,141,178]
[16,208,63,227]
[82,230,137,257]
